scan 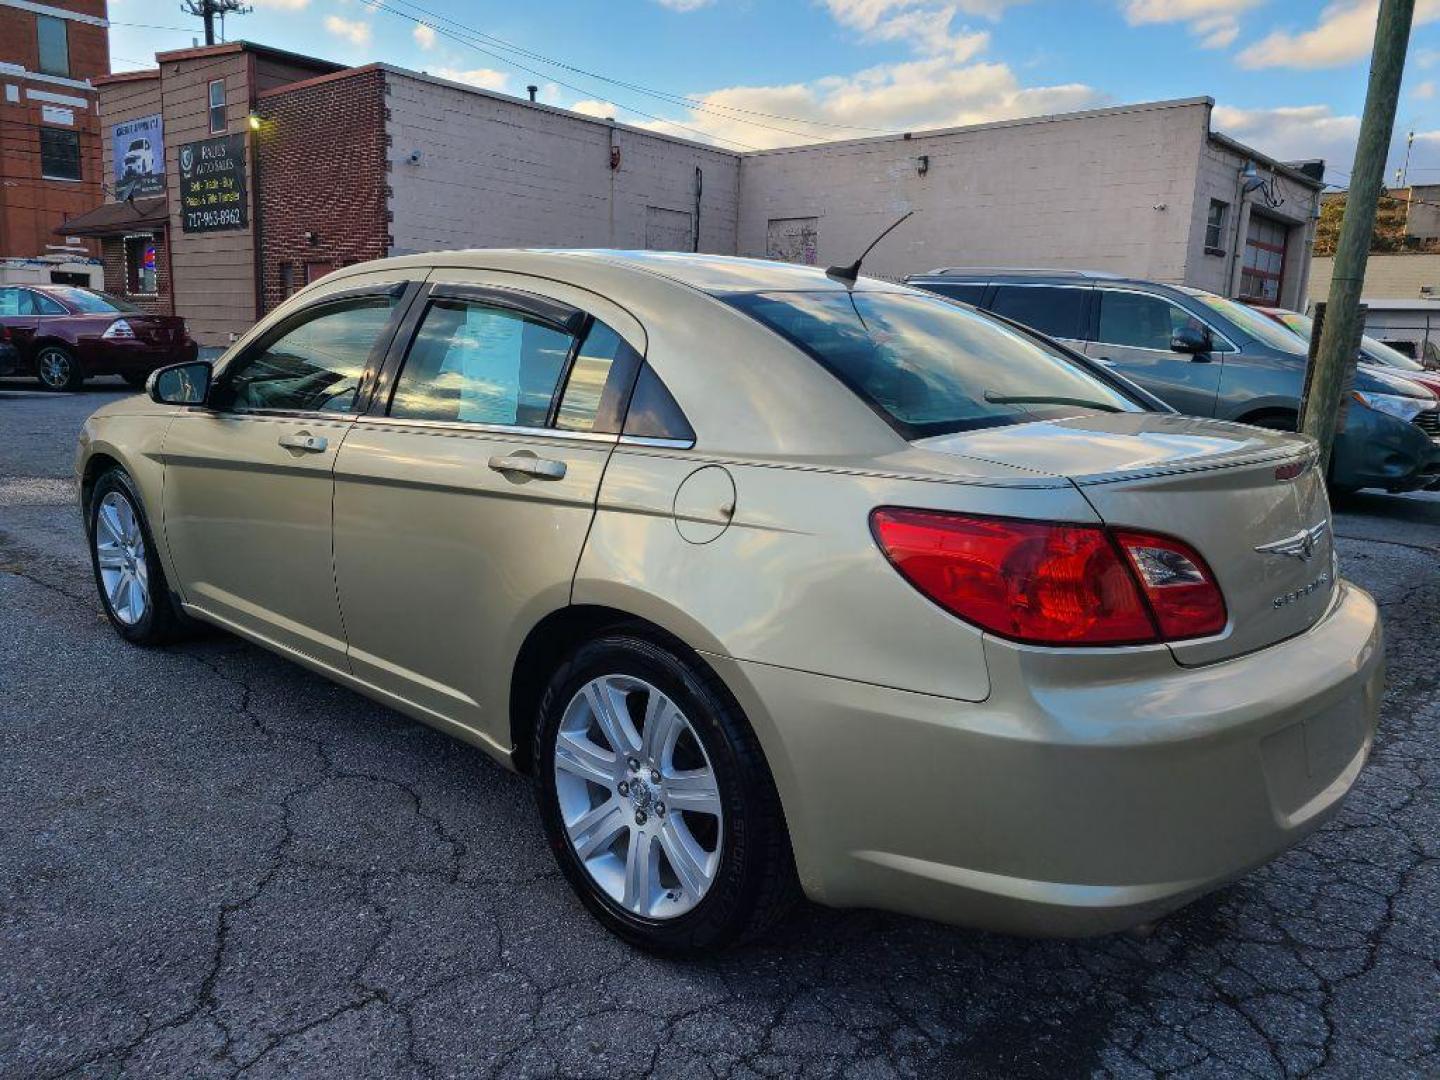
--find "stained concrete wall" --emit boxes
[384,69,739,258]
[736,98,1321,299]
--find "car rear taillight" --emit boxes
[1112,529,1227,639]
[870,509,1226,646]
[102,319,136,340]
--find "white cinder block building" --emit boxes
[77,43,1323,346]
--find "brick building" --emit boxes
[74,42,1324,347]
[0,0,108,267]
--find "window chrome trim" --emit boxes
[1092,286,1239,354]
[617,434,696,450]
[353,414,620,444]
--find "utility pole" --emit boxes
[1302,0,1415,468]
[180,0,252,46]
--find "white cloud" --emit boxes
[324,14,371,46]
[637,59,1102,150]
[570,99,619,119]
[1213,103,1362,172]
[823,1,993,61]
[434,67,510,92]
[652,0,713,9]
[412,23,436,49]
[1121,0,1261,50]
[252,0,309,9]
[1238,0,1440,70]
[1414,80,1437,100]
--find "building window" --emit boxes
[36,15,69,78]
[39,128,81,181]
[1204,199,1228,254]
[208,79,227,133]
[125,235,158,294]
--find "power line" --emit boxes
[360,0,761,150]
[378,0,894,137]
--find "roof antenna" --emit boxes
[826,210,915,287]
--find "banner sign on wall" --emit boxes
[112,114,164,199]
[178,134,248,233]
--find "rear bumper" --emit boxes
[76,338,198,375]
[1333,407,1440,491]
[712,580,1383,936]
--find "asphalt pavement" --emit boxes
[2,379,1437,1079]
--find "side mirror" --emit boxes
[1171,326,1210,354]
[148,361,212,406]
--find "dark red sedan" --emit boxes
[0,285,197,391]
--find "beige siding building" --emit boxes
[78,45,1324,347]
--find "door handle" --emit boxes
[1093,356,1117,367]
[489,454,567,480]
[278,433,328,453]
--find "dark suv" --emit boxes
[905,269,1440,494]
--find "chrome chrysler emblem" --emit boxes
[1255,521,1327,561]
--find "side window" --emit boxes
[1097,291,1208,352]
[31,291,65,315]
[623,366,695,444]
[988,286,1087,340]
[390,300,574,427]
[556,321,630,433]
[923,282,986,305]
[223,295,398,413]
[0,288,20,316]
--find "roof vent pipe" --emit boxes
[527,85,538,102]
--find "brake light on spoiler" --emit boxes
[870,509,1227,646]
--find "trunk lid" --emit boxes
[915,413,1335,665]
[123,314,187,346]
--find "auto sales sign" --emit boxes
[178,134,248,233]
[112,114,164,199]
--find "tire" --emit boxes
[534,632,799,954]
[88,468,186,645]
[35,344,83,391]
[122,371,149,389]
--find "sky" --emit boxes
[105,0,1440,189]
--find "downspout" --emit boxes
[693,165,702,252]
[247,50,264,323]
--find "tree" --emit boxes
[1314,189,1412,256]
[179,0,252,46]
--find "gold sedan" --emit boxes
[76,251,1383,953]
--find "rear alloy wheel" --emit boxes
[35,345,83,391]
[535,634,798,953]
[89,469,185,644]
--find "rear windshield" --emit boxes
[46,287,138,314]
[725,289,1142,439]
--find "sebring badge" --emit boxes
[1254,521,1328,562]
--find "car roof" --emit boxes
[906,268,1126,283]
[346,248,909,297]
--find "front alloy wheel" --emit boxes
[554,675,723,919]
[95,490,150,626]
[535,633,799,954]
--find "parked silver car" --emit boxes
[905,269,1440,493]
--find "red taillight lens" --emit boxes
[1112,529,1227,640]
[870,510,1227,646]
[870,509,1158,645]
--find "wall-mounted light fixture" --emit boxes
[247,112,262,131]
[303,230,318,246]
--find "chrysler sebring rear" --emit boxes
[76,251,1382,953]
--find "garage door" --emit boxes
[1239,214,1288,304]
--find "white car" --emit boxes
[122,139,155,177]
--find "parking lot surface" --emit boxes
[2,381,1438,1079]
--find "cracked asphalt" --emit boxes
[2,380,1438,1079]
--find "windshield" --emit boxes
[725,289,1142,439]
[47,287,138,314]
[1187,290,1309,355]
[1257,309,1425,371]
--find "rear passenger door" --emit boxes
[1085,288,1225,417]
[985,284,1091,351]
[330,274,645,751]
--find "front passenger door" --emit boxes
[1085,289,1225,417]
[162,282,416,669]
